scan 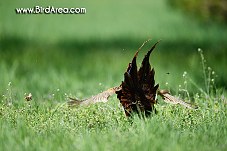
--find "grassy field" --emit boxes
[0,0,227,151]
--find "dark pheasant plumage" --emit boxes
[115,42,159,117]
[68,41,198,116]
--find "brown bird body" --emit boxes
[68,42,198,116]
[115,42,159,116]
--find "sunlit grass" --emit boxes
[0,0,226,150]
[0,44,226,151]
[0,88,226,151]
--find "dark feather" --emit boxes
[116,42,159,117]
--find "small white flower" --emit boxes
[183,71,187,77]
[208,67,211,71]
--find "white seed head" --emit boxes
[183,71,187,77]
[28,93,32,97]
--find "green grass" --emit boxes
[0,90,226,151]
[0,0,227,150]
[0,44,226,151]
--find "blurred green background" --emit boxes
[0,0,226,101]
[169,0,227,23]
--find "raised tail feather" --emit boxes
[67,41,197,114]
[116,42,160,117]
